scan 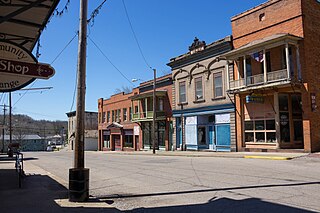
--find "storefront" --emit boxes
[174,105,235,152]
[239,90,303,150]
[141,121,167,150]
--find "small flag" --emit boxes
[251,51,264,63]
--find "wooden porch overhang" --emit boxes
[130,90,167,100]
[222,33,303,60]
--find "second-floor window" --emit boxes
[179,81,186,103]
[213,72,223,98]
[123,108,127,121]
[159,98,164,111]
[112,110,115,122]
[195,77,203,100]
[129,107,132,120]
[107,111,110,123]
[102,112,106,123]
[116,109,121,122]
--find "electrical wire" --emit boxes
[87,0,107,26]
[51,31,78,65]
[12,81,37,107]
[69,67,77,113]
[88,36,135,86]
[121,0,153,70]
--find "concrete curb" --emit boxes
[96,151,306,159]
[244,156,293,160]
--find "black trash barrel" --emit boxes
[69,168,89,202]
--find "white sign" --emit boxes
[134,126,140,135]
[186,116,197,125]
[215,113,230,124]
[0,41,36,92]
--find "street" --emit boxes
[24,151,320,212]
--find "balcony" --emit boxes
[132,111,166,122]
[230,69,289,90]
[223,34,302,93]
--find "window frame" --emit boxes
[213,72,224,98]
[244,119,276,143]
[179,81,187,103]
[195,76,204,101]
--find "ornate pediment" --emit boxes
[189,37,206,54]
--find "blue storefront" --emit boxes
[173,104,235,152]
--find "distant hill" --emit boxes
[0,114,68,138]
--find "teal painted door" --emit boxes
[215,124,231,151]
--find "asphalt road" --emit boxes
[24,151,320,212]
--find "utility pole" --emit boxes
[8,92,12,157]
[1,104,6,153]
[69,0,89,202]
[152,69,156,154]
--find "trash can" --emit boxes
[69,168,89,202]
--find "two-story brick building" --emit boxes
[168,36,236,151]
[98,88,140,151]
[98,74,173,151]
[223,0,320,152]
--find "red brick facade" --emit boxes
[98,74,173,151]
[229,0,320,152]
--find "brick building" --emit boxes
[98,88,139,151]
[98,74,173,151]
[223,0,320,152]
[168,36,236,151]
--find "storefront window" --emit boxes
[124,135,133,148]
[255,132,265,142]
[266,120,275,130]
[244,121,254,130]
[255,120,265,130]
[244,119,276,143]
[279,94,288,111]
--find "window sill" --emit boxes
[193,99,206,104]
[177,102,188,106]
[211,96,226,101]
[245,142,277,145]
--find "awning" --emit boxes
[0,0,60,52]
[222,33,302,60]
[130,90,167,100]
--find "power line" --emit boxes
[88,36,135,86]
[122,0,153,70]
[12,80,37,107]
[87,0,107,27]
[51,31,78,65]
[69,66,77,113]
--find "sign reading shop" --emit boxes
[0,41,55,92]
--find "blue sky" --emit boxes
[1,0,266,121]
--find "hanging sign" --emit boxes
[246,94,264,103]
[0,41,55,92]
[311,93,317,112]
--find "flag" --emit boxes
[251,51,264,63]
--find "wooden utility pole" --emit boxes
[1,104,6,153]
[69,0,89,202]
[152,69,156,154]
[9,93,12,145]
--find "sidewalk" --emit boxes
[98,150,311,160]
[0,154,118,213]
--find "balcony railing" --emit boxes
[132,111,166,121]
[267,69,287,82]
[229,69,289,90]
